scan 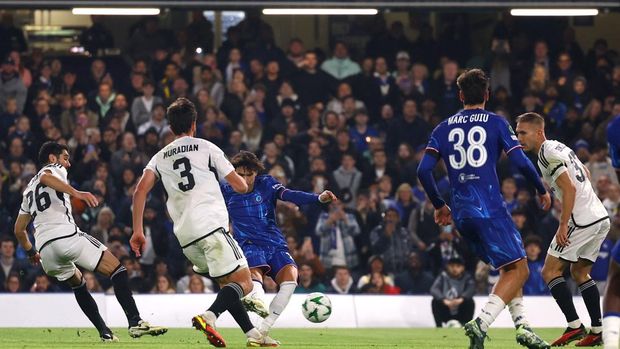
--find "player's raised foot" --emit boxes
[247,334,280,347]
[575,331,603,347]
[550,325,586,346]
[515,325,551,349]
[242,293,270,318]
[464,318,487,349]
[100,330,119,342]
[128,320,168,338]
[192,314,226,348]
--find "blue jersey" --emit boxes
[608,115,620,168]
[221,175,287,249]
[426,109,522,221]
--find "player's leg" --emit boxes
[603,243,620,349]
[258,262,298,334]
[571,259,604,346]
[94,250,167,337]
[40,238,115,342]
[239,244,270,318]
[510,288,549,349]
[542,253,586,345]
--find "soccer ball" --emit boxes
[301,292,332,323]
[444,319,462,328]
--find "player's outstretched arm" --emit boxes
[224,170,249,194]
[40,172,98,207]
[278,187,336,205]
[553,172,577,247]
[131,169,157,257]
[14,214,40,265]
[507,149,551,210]
[417,151,452,226]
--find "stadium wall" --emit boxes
[0,294,590,328]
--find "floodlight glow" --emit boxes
[72,8,160,16]
[262,8,378,15]
[510,9,598,16]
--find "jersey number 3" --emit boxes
[448,126,488,170]
[173,157,196,192]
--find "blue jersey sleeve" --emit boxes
[263,175,319,205]
[426,125,442,154]
[497,118,522,154]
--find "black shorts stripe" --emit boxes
[222,231,242,260]
[180,227,222,249]
[555,226,576,253]
[570,214,610,229]
[82,233,102,248]
[39,231,78,251]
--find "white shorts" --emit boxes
[547,218,610,263]
[39,231,107,282]
[183,228,247,279]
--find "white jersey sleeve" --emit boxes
[145,153,160,178]
[539,145,569,182]
[210,145,235,180]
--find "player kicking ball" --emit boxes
[516,112,610,346]
[418,69,551,349]
[14,142,167,342]
[131,98,271,347]
[221,151,336,341]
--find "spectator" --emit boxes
[186,274,210,294]
[30,274,59,293]
[10,51,31,89]
[315,200,361,270]
[109,132,147,178]
[359,271,401,294]
[80,15,114,56]
[83,271,103,293]
[349,110,379,153]
[0,55,27,114]
[176,261,214,293]
[363,149,398,188]
[326,265,356,294]
[370,207,412,273]
[131,79,162,130]
[372,57,400,109]
[321,41,361,80]
[238,105,263,153]
[332,153,362,209]
[151,274,176,294]
[293,50,335,107]
[4,272,22,293]
[0,236,28,292]
[522,236,548,295]
[386,98,430,154]
[357,255,395,290]
[193,65,224,108]
[295,263,327,294]
[137,103,168,136]
[395,252,434,295]
[430,60,460,117]
[90,206,115,246]
[501,177,519,213]
[586,144,619,187]
[60,91,98,137]
[430,257,475,327]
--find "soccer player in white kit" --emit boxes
[13,142,167,342]
[131,97,276,347]
[517,112,610,347]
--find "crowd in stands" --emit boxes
[0,12,619,304]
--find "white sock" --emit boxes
[478,294,506,332]
[259,281,296,333]
[245,327,262,339]
[202,310,217,325]
[508,297,529,327]
[568,319,582,329]
[603,315,620,349]
[246,280,265,299]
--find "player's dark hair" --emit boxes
[38,141,69,166]
[230,151,265,173]
[167,97,197,135]
[456,68,489,105]
[516,112,545,128]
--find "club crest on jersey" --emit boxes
[458,173,480,183]
[255,195,262,203]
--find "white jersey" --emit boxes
[538,140,608,226]
[145,136,235,247]
[19,163,78,250]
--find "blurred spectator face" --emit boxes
[534,41,548,60]
[278,81,294,97]
[304,52,318,70]
[189,275,205,293]
[525,242,541,261]
[9,161,22,178]
[157,276,172,293]
[270,166,287,185]
[545,85,559,100]
[9,137,24,158]
[263,142,279,158]
[122,168,136,186]
[341,154,355,170]
[152,105,166,121]
[1,59,16,74]
[384,208,399,225]
[72,93,87,109]
[310,158,327,173]
[557,53,572,71]
[63,72,76,86]
[336,130,350,147]
[51,59,62,75]
[114,94,128,111]
[381,104,394,120]
[375,57,388,75]
[573,79,586,94]
[6,274,20,292]
[286,236,298,254]
[408,253,422,271]
[337,83,352,98]
[289,39,304,56]
[333,42,348,59]
[446,262,465,278]
[334,267,351,287]
[35,98,50,115]
[165,64,179,80]
[5,98,17,113]
[511,212,527,229]
[396,55,410,72]
[229,48,241,63]
[1,239,15,258]
[281,104,294,119]
[362,57,374,74]
[84,272,98,291]
[266,61,279,75]
[33,275,50,292]
[299,264,314,283]
[249,59,263,76]
[443,61,458,82]
[501,179,517,199]
[229,130,242,146]
[370,258,384,274]
[121,132,136,151]
[308,141,322,157]
[403,100,417,119]
[411,64,428,81]
[130,73,144,90]
[103,128,118,146]
[91,59,106,78]
[354,112,368,127]
[397,144,412,160]
[373,150,387,167]
[133,60,147,74]
[16,116,30,133]
[325,112,339,129]
[173,78,189,94]
[273,134,286,148]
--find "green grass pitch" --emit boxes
[0,327,564,348]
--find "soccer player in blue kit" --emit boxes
[603,112,620,349]
[417,69,552,349]
[221,151,337,340]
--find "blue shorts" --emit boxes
[241,243,296,278]
[610,143,620,169]
[455,216,526,269]
[612,240,620,265]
